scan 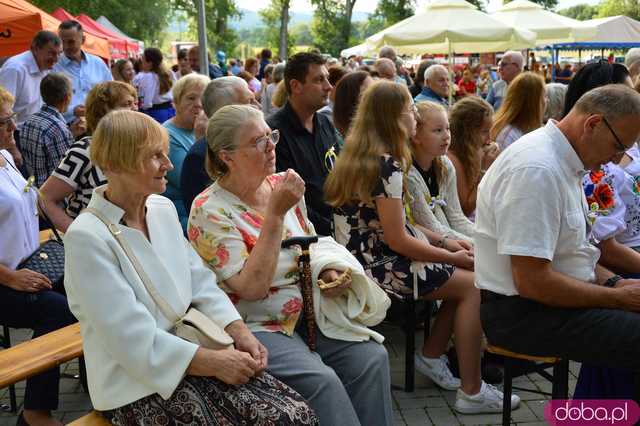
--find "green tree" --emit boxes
[31,0,171,44]
[173,0,241,54]
[598,0,640,21]
[365,0,414,37]
[558,3,600,20]
[310,0,358,57]
[503,0,558,10]
[259,0,294,58]
[291,23,313,46]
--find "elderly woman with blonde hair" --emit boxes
[188,104,393,426]
[162,73,210,231]
[64,109,317,425]
[40,81,138,232]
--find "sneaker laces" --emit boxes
[436,355,457,383]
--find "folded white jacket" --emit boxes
[310,237,391,343]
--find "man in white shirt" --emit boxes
[0,31,61,166]
[0,31,61,128]
[476,84,640,370]
[53,20,112,127]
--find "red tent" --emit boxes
[50,7,74,21]
[0,0,110,59]
[76,14,135,59]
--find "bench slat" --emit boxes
[67,411,111,426]
[0,323,82,388]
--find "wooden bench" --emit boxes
[67,411,111,426]
[0,323,82,389]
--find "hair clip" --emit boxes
[23,175,35,193]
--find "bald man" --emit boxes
[487,51,524,111]
[375,58,397,81]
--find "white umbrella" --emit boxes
[340,42,374,58]
[490,0,597,46]
[365,0,536,55]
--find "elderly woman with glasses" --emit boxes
[0,86,76,426]
[188,104,393,426]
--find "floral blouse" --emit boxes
[582,161,632,244]
[188,173,315,336]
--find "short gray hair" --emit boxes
[424,64,448,82]
[502,51,525,70]
[40,72,71,106]
[172,73,209,107]
[574,84,640,120]
[626,48,640,69]
[202,76,247,118]
[31,30,61,49]
[273,63,285,84]
[543,83,567,123]
[205,104,264,178]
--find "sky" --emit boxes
[235,0,601,14]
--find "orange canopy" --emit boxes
[0,0,110,60]
[76,14,135,59]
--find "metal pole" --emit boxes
[448,42,453,106]
[196,0,209,76]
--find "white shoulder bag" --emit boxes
[84,207,234,350]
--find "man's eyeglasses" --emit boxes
[251,130,280,153]
[0,112,17,128]
[602,116,627,153]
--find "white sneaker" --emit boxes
[454,381,521,414]
[414,353,461,390]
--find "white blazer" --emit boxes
[64,185,241,410]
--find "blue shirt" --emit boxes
[180,138,210,218]
[163,121,196,232]
[53,51,112,123]
[414,87,449,108]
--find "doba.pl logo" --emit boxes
[544,400,640,425]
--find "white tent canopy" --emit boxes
[490,0,597,46]
[578,15,640,44]
[364,0,536,55]
[340,42,373,58]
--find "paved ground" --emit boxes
[0,324,576,425]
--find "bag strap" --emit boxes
[83,207,181,323]
[0,151,63,243]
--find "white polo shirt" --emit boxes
[474,120,600,296]
[0,50,49,127]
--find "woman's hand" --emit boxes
[481,142,500,170]
[266,169,305,218]
[454,239,473,251]
[319,269,352,298]
[194,111,208,140]
[189,347,260,385]
[6,269,52,292]
[449,250,474,270]
[225,320,268,372]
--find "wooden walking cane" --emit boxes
[281,236,319,350]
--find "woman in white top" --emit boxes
[133,47,176,123]
[0,86,75,426]
[408,101,475,244]
[490,72,545,151]
[63,110,317,425]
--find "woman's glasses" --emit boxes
[253,130,280,153]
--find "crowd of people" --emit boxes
[3,18,640,426]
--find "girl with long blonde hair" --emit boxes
[407,101,475,244]
[490,72,545,150]
[325,81,519,414]
[448,96,497,217]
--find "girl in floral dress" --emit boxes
[324,81,520,414]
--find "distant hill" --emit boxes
[229,9,370,30]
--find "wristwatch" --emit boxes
[603,275,623,288]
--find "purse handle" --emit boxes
[83,207,181,324]
[0,151,62,243]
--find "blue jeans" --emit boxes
[0,285,76,410]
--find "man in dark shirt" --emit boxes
[266,52,341,236]
[180,76,259,212]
